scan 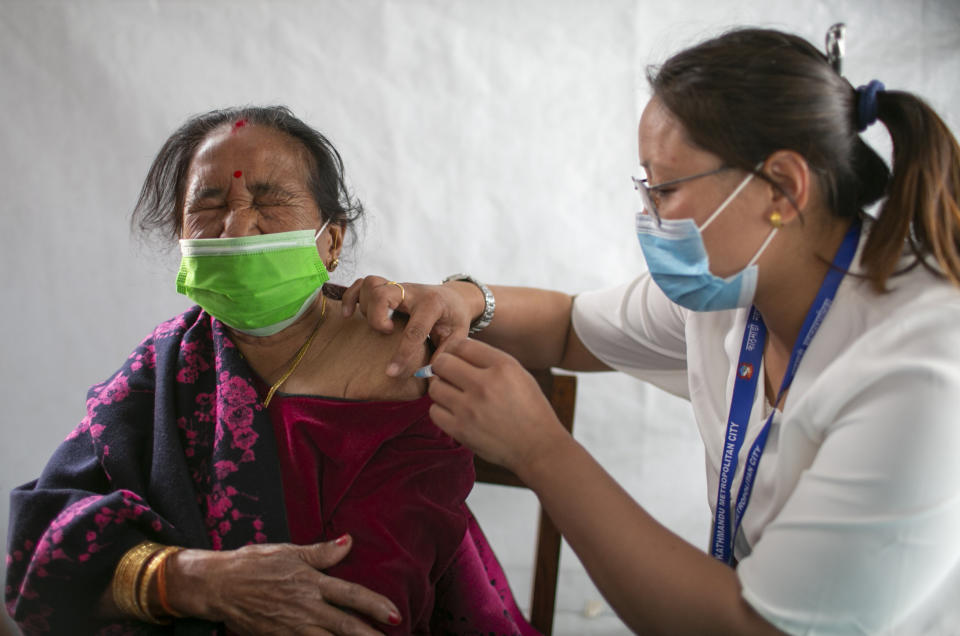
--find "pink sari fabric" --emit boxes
[433,512,543,636]
[268,390,539,634]
[268,391,474,633]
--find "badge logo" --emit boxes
[738,363,754,380]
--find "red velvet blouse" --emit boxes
[267,390,475,634]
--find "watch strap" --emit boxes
[443,273,495,334]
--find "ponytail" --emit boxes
[863,91,960,290]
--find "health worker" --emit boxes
[343,27,960,635]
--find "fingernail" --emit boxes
[388,612,402,625]
[386,363,400,377]
[335,534,349,546]
[342,306,350,317]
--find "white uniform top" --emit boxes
[571,232,960,635]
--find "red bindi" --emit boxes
[233,170,243,178]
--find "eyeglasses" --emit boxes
[632,166,730,226]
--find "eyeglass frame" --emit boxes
[632,166,731,227]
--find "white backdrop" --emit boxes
[2,1,958,634]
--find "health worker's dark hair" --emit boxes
[647,28,960,291]
[131,105,364,243]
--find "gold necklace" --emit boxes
[263,295,326,407]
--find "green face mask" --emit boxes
[176,228,331,336]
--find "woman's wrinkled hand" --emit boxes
[341,275,478,378]
[427,338,570,475]
[168,535,400,635]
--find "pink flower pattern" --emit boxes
[8,491,158,634]
[7,308,270,634]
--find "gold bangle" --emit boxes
[157,546,186,618]
[112,541,163,622]
[137,546,181,624]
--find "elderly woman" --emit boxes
[5,107,535,636]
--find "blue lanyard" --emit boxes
[710,221,861,565]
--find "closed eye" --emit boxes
[191,203,226,212]
[651,186,678,203]
[254,197,297,208]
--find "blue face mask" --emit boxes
[635,171,777,312]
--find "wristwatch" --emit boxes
[443,273,495,334]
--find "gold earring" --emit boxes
[328,258,339,271]
[770,211,783,229]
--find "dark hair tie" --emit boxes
[856,80,885,132]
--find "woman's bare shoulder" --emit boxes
[303,299,429,402]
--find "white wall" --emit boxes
[2,1,958,634]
